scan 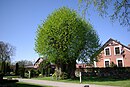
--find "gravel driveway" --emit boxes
[17,78,119,87]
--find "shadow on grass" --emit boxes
[16,83,51,87]
[65,76,130,82]
[0,82,51,87]
[81,77,130,82]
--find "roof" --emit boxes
[25,65,34,69]
[34,57,43,65]
[99,38,130,52]
[34,57,48,65]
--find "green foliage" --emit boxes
[30,69,39,77]
[77,29,100,63]
[110,62,117,68]
[35,7,100,79]
[19,67,25,78]
[35,7,100,64]
[52,71,68,80]
[0,61,11,75]
[79,0,130,29]
[24,71,29,78]
[38,59,51,76]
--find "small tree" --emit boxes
[15,63,19,75]
[6,62,10,74]
[39,59,51,76]
[16,60,33,78]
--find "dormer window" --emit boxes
[104,47,111,56]
[114,46,121,55]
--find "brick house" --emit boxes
[95,38,130,67]
[34,57,55,70]
[34,58,88,69]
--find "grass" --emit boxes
[3,76,53,87]
[34,76,130,87]
[0,81,52,87]
[4,75,20,78]
[4,75,130,87]
[15,82,53,87]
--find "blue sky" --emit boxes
[0,0,130,63]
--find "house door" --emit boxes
[118,60,123,67]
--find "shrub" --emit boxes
[52,72,68,80]
[30,70,39,77]
[0,73,4,80]
[24,72,29,78]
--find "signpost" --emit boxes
[29,70,31,79]
[79,72,82,83]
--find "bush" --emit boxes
[52,72,68,80]
[30,70,39,77]
[39,74,43,77]
[0,73,4,80]
[10,72,15,75]
[19,67,25,78]
[24,72,29,78]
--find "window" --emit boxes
[104,59,110,67]
[105,48,110,55]
[116,58,124,67]
[115,47,120,55]
[105,61,109,67]
[118,60,123,67]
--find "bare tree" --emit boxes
[0,41,15,74]
[17,60,33,67]
[79,0,130,29]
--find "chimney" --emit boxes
[128,44,130,48]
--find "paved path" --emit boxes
[16,78,118,87]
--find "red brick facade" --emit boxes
[96,38,130,67]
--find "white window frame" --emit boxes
[104,47,111,56]
[104,58,110,67]
[114,46,121,55]
[116,58,124,67]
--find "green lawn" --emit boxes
[4,75,20,78]
[34,77,130,87]
[0,81,52,87]
[16,82,53,87]
[3,76,53,87]
[4,76,130,87]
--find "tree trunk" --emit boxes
[56,59,76,79]
[70,60,76,79]
[66,59,76,79]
